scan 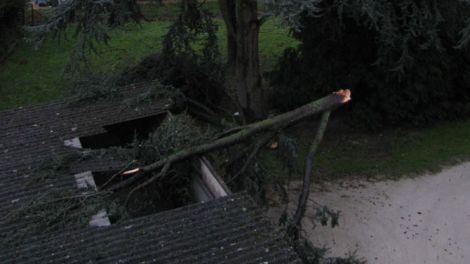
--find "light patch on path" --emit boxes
[267,162,470,263]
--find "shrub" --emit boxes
[270,0,470,129]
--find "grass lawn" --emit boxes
[0,18,296,111]
[260,118,470,182]
[0,22,170,110]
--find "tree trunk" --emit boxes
[219,0,237,65]
[235,0,264,121]
[219,0,264,121]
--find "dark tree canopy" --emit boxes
[270,0,470,128]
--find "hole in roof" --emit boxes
[93,169,196,219]
[72,113,229,221]
[91,159,228,220]
[92,170,121,191]
[79,114,166,149]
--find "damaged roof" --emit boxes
[0,84,301,263]
[0,83,169,215]
[1,193,301,263]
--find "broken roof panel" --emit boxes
[0,83,169,171]
[0,83,169,215]
[1,193,301,263]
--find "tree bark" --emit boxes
[219,0,264,120]
[291,111,331,229]
[235,0,264,120]
[218,0,237,65]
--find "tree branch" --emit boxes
[227,131,277,184]
[100,160,136,189]
[215,124,250,138]
[290,110,331,232]
[110,90,351,191]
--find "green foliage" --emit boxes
[137,112,215,163]
[263,0,322,30]
[162,0,220,71]
[122,81,177,108]
[242,161,271,202]
[0,150,124,246]
[314,206,340,228]
[65,50,219,108]
[216,145,272,203]
[270,0,470,128]
[58,1,223,108]
[27,0,147,70]
[67,72,175,104]
[98,113,214,215]
[0,0,25,59]
[1,189,116,246]
[117,53,224,108]
[66,72,122,101]
[27,0,221,76]
[28,151,87,184]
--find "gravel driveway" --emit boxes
[267,162,470,263]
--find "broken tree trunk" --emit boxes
[111,90,351,194]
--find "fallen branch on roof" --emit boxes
[110,90,351,199]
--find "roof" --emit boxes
[0,85,301,263]
[1,192,301,263]
[0,83,169,215]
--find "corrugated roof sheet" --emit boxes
[1,193,301,263]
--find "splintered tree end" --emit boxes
[333,89,352,103]
[123,168,140,175]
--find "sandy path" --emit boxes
[267,162,470,263]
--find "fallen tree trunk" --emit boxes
[111,90,351,193]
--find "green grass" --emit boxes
[260,119,470,182]
[0,22,170,110]
[0,17,296,110]
[140,1,221,20]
